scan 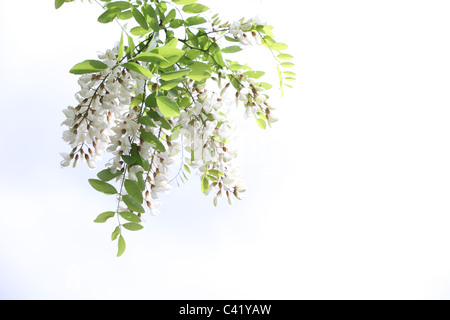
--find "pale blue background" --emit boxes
[1,0,450,299]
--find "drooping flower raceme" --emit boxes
[57,0,294,256]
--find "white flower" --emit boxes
[60,153,72,167]
[218,124,231,140]
[230,21,241,37]
[149,207,160,216]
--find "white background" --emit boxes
[1,0,450,299]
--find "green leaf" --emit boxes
[281,62,295,68]
[178,97,192,109]
[284,71,296,76]
[182,4,209,13]
[185,16,207,26]
[55,0,65,9]
[159,79,184,90]
[94,211,116,223]
[165,37,179,48]
[207,174,218,182]
[201,174,209,194]
[119,211,142,223]
[136,172,146,191]
[277,65,283,87]
[118,10,133,20]
[156,95,181,118]
[124,180,143,203]
[222,46,242,53]
[123,223,144,231]
[130,143,149,171]
[151,44,184,68]
[135,52,168,64]
[145,92,156,108]
[270,43,288,51]
[173,0,197,4]
[255,82,273,90]
[209,43,225,67]
[146,108,172,130]
[278,53,294,60]
[122,62,153,78]
[208,169,224,177]
[98,7,122,23]
[188,61,212,81]
[122,195,145,213]
[140,130,166,152]
[105,1,131,10]
[163,9,176,24]
[118,32,124,61]
[227,60,251,71]
[130,93,144,108]
[131,6,148,30]
[88,179,117,195]
[70,60,108,75]
[138,115,156,127]
[225,36,240,43]
[256,118,267,130]
[155,1,168,16]
[263,37,288,51]
[257,25,275,37]
[117,235,126,257]
[121,154,136,165]
[244,71,265,79]
[97,169,122,182]
[130,26,150,36]
[160,69,191,81]
[127,35,135,56]
[170,19,184,28]
[142,4,159,31]
[111,226,120,241]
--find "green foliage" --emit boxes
[88,179,117,195]
[140,130,166,152]
[119,211,142,223]
[58,0,293,257]
[94,211,116,223]
[156,96,181,118]
[117,235,126,257]
[182,4,209,13]
[123,223,144,231]
[124,179,143,203]
[70,60,108,75]
[201,174,209,194]
[134,53,168,64]
[98,8,122,23]
[122,62,153,78]
[222,46,243,54]
[122,195,145,213]
[55,0,65,9]
[187,62,212,81]
[97,169,122,182]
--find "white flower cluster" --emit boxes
[60,26,278,216]
[229,17,267,46]
[60,47,135,169]
[177,79,246,205]
[60,46,173,216]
